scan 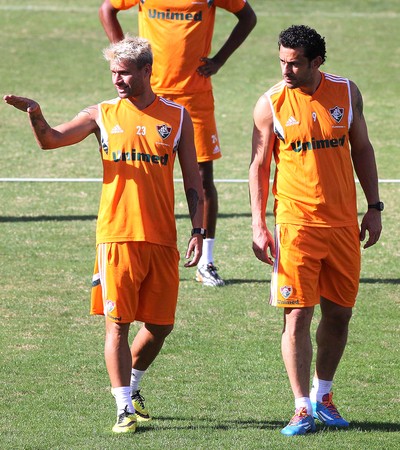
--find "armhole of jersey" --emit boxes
[97,103,108,153]
[347,79,353,129]
[266,91,284,141]
[174,106,184,153]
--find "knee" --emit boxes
[145,323,174,341]
[283,308,314,338]
[327,308,352,329]
[322,300,352,323]
[105,321,130,345]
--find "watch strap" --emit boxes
[368,201,384,211]
[191,228,207,239]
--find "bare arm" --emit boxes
[249,94,276,265]
[197,2,257,78]
[177,109,205,267]
[3,95,99,149]
[349,81,382,248]
[99,0,125,43]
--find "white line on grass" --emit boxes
[0,178,399,184]
[0,5,398,19]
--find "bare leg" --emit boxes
[282,307,314,398]
[198,161,218,238]
[104,320,131,387]
[131,323,174,371]
[314,297,352,380]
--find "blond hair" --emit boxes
[103,35,153,68]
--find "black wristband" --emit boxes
[191,228,207,239]
[368,201,384,211]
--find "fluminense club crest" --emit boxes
[280,285,293,299]
[106,300,115,313]
[157,124,172,139]
[329,106,344,123]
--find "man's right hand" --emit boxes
[252,227,275,265]
[3,94,40,114]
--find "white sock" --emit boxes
[295,397,312,415]
[130,368,146,394]
[198,238,215,267]
[310,377,333,403]
[111,386,135,415]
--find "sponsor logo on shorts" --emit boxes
[277,299,300,305]
[280,285,293,299]
[107,312,122,322]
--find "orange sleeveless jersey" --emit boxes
[96,96,184,247]
[267,72,358,227]
[110,0,247,94]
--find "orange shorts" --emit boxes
[91,242,180,324]
[158,90,222,163]
[270,224,361,308]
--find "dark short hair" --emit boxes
[278,25,326,64]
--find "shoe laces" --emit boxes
[132,390,146,408]
[118,405,134,421]
[321,392,342,419]
[289,407,309,424]
[206,263,219,275]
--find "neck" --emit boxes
[128,91,156,110]
[300,71,322,95]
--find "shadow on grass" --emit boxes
[346,421,400,432]
[131,417,400,433]
[0,211,380,223]
[360,278,400,284]
[220,278,400,286]
[0,215,97,222]
[134,416,282,432]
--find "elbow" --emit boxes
[37,140,57,150]
[249,12,257,31]
[40,144,54,151]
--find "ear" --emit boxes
[312,56,323,69]
[143,63,152,77]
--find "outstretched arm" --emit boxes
[99,0,125,43]
[249,93,276,265]
[197,2,257,78]
[348,81,382,248]
[3,94,99,149]
[177,109,205,267]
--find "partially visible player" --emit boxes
[4,36,204,433]
[99,0,257,286]
[249,25,382,435]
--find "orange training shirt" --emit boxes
[267,72,358,227]
[110,0,247,94]
[96,96,184,247]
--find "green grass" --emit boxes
[0,1,399,448]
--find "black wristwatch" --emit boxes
[368,201,384,211]
[191,228,207,239]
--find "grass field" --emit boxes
[0,1,399,449]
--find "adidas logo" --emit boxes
[111,124,124,134]
[286,116,299,126]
